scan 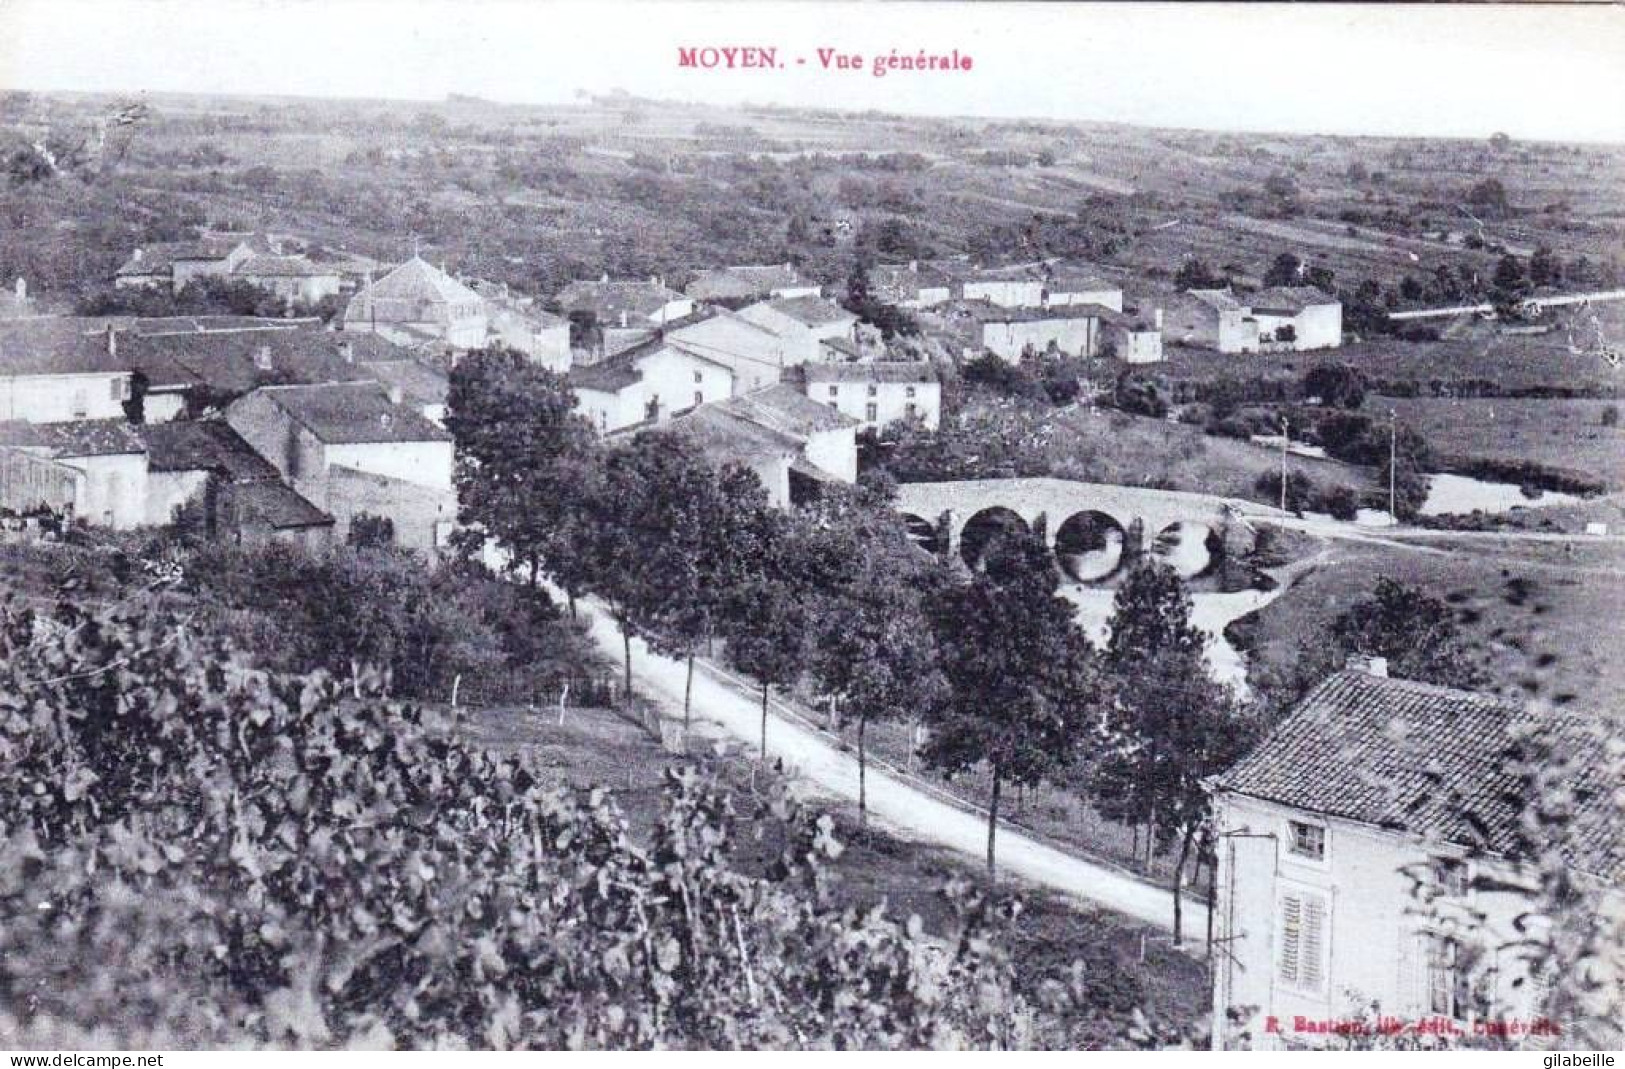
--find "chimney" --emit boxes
[385,384,403,405]
[14,277,25,303]
[908,260,918,272]
[619,310,628,329]
[1154,307,1164,330]
[600,271,609,283]
[132,248,143,263]
[379,411,393,428]
[339,340,354,363]
[649,274,659,286]
[105,324,117,357]
[1347,654,1389,678]
[255,344,272,371]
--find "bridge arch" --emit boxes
[1149,521,1222,579]
[959,506,1029,571]
[1053,509,1127,583]
[899,512,944,556]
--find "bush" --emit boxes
[1321,485,1361,521]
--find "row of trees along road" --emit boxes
[446,348,1255,944]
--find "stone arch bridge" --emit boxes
[894,478,1268,582]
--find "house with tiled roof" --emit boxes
[658,384,859,505]
[133,419,332,546]
[1165,285,1340,354]
[229,253,342,305]
[685,263,821,303]
[567,331,736,435]
[554,276,694,329]
[1209,663,1621,1050]
[1248,285,1342,351]
[934,299,1115,362]
[226,382,455,551]
[343,256,489,349]
[0,418,148,529]
[735,295,858,366]
[0,320,135,423]
[119,327,392,415]
[802,360,941,430]
[113,236,258,290]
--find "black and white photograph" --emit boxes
[0,0,1621,1054]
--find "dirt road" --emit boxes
[569,595,1208,940]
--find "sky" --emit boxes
[1,0,1622,142]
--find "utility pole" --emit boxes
[1279,416,1290,512]
[1389,407,1398,522]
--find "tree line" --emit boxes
[446,348,1257,942]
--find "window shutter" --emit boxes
[1278,893,1303,986]
[1302,894,1327,991]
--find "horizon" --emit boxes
[2,0,1623,144]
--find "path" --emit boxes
[567,594,1207,939]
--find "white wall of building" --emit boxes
[1048,285,1124,312]
[1212,792,1560,1050]
[59,451,148,530]
[981,317,1099,361]
[812,377,941,430]
[1,372,132,423]
[801,426,857,484]
[669,317,786,393]
[964,279,1045,308]
[324,440,454,491]
[144,468,208,526]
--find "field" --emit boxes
[1377,395,1625,488]
[1227,532,1625,719]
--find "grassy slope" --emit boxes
[1375,395,1625,488]
[1230,534,1625,717]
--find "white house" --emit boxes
[568,335,736,434]
[802,361,941,430]
[945,300,1111,362]
[226,382,456,550]
[1248,286,1343,351]
[661,383,859,505]
[663,309,794,393]
[735,296,858,366]
[0,320,134,424]
[1209,664,1621,1051]
[488,306,571,371]
[685,264,821,303]
[0,419,149,529]
[343,256,489,349]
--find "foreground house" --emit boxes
[1209,663,1621,1050]
[343,256,490,349]
[226,382,456,551]
[684,264,821,303]
[0,320,134,423]
[802,360,941,430]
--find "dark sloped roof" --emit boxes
[122,330,393,396]
[114,237,251,277]
[134,420,280,480]
[233,254,336,279]
[555,279,686,322]
[230,479,333,530]
[803,360,939,384]
[361,358,449,407]
[716,383,858,436]
[254,382,452,444]
[766,295,855,327]
[663,403,801,464]
[0,319,131,376]
[1250,285,1338,314]
[0,418,144,457]
[1215,671,1622,881]
[1186,288,1245,313]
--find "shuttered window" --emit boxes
[1278,888,1329,993]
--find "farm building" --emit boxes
[229,254,342,305]
[113,236,257,290]
[937,300,1113,361]
[1165,286,1341,354]
[568,332,736,434]
[0,319,134,424]
[867,261,956,309]
[735,295,859,366]
[555,276,694,329]
[0,419,148,529]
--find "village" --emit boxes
[1,75,1622,1054]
